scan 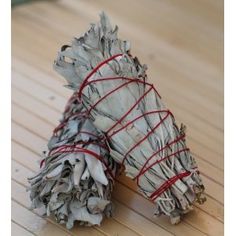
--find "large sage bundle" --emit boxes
[54,13,206,224]
[28,93,118,228]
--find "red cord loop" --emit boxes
[76,53,195,199]
[42,94,114,180]
[50,53,196,199]
[40,144,115,180]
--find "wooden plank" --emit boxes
[11,104,224,204]
[12,90,224,186]
[11,142,203,236]
[12,77,220,178]
[12,104,52,140]
[45,0,223,96]
[112,181,223,236]
[13,89,225,191]
[10,70,222,197]
[116,174,224,221]
[12,221,35,236]
[11,149,201,236]
[12,0,224,235]
[10,13,223,168]
[13,76,223,183]
[18,0,223,89]
[80,0,223,67]
[11,122,222,235]
[13,67,223,168]
[12,59,223,150]
[12,57,70,97]
[12,201,75,236]
[12,137,224,224]
[12,161,143,236]
[11,160,173,236]
[12,185,109,236]
[12,87,59,126]
[14,68,224,158]
[11,7,223,131]
[12,49,223,145]
[11,4,223,112]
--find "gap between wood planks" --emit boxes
[12,146,210,236]
[11,159,179,236]
[13,73,225,200]
[12,36,222,143]
[11,69,224,174]
[11,56,223,150]
[11,121,223,228]
[69,0,223,66]
[11,87,224,190]
[13,61,222,160]
[12,1,224,234]
[11,10,224,120]
[11,107,224,211]
[13,80,225,201]
[12,133,224,226]
[12,168,147,236]
[42,0,224,97]
[11,50,224,152]
[12,4,223,131]
[12,38,223,134]
[11,58,224,174]
[11,136,222,236]
[23,0,224,92]
[11,39,225,154]
[12,199,107,236]
[11,99,224,212]
[12,220,36,236]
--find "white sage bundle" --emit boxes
[28,93,118,229]
[54,13,206,224]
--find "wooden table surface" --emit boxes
[11,0,224,235]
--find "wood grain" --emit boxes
[12,0,224,235]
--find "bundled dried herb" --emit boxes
[28,93,118,228]
[54,13,206,224]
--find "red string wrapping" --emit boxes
[53,94,88,135]
[40,143,115,179]
[150,171,191,201]
[40,94,115,180]
[77,53,194,201]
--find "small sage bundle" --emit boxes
[27,93,118,229]
[54,13,206,224]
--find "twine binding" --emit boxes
[77,53,195,200]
